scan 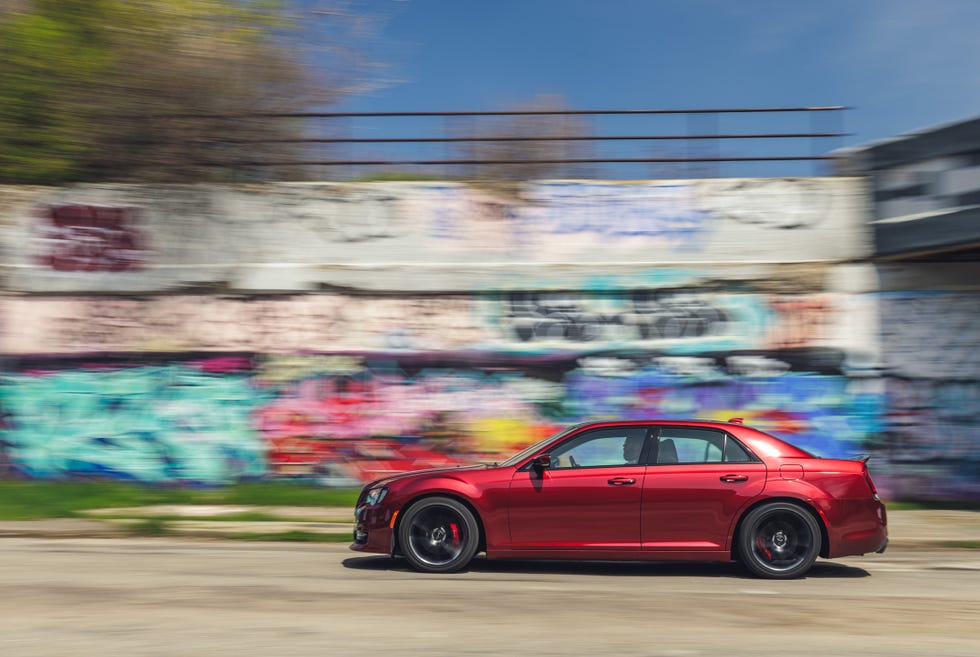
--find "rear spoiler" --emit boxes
[853,455,879,499]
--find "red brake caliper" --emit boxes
[449,522,460,545]
[755,536,772,561]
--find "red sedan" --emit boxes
[351,419,888,579]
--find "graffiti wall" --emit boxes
[870,290,980,500]
[0,179,974,500]
[0,282,886,487]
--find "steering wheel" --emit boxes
[568,454,580,468]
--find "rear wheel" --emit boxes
[398,496,480,573]
[737,502,821,579]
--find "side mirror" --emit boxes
[532,454,552,470]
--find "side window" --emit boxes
[655,428,726,464]
[655,428,756,464]
[548,427,647,469]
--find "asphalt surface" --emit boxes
[1,538,978,657]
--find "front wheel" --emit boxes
[397,496,480,573]
[737,502,822,579]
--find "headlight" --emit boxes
[364,486,388,506]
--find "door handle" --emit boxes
[608,477,636,486]
[720,474,749,483]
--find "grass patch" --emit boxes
[0,480,360,520]
[227,531,352,543]
[220,482,359,508]
[93,512,352,524]
[0,480,199,520]
[884,500,980,512]
[937,540,980,550]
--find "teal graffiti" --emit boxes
[0,366,266,483]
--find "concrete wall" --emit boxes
[2,178,970,500]
[0,179,867,292]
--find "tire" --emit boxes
[397,496,480,573]
[737,502,822,579]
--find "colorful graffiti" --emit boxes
[35,204,145,272]
[871,291,980,500]
[0,352,884,486]
[0,360,264,483]
[520,182,707,245]
[0,290,848,355]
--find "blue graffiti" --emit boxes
[522,182,709,247]
[0,366,266,483]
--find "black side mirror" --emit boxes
[532,454,552,471]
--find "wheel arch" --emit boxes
[392,492,487,556]
[730,496,830,560]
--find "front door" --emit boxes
[508,425,649,549]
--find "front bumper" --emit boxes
[350,502,397,554]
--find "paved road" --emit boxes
[1,538,978,657]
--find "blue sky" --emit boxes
[310,0,980,175]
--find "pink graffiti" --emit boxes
[265,435,466,481]
[193,357,253,373]
[258,375,539,440]
[257,378,429,441]
[37,204,146,272]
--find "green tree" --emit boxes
[0,0,362,183]
[0,1,113,182]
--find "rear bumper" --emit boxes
[825,498,888,558]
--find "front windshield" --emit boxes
[496,423,585,467]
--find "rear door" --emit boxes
[642,426,766,551]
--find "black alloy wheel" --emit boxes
[738,502,822,579]
[398,496,480,573]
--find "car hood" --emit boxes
[364,464,490,490]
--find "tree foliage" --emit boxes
[0,0,349,183]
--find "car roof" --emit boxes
[578,419,746,428]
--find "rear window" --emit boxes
[655,427,759,464]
